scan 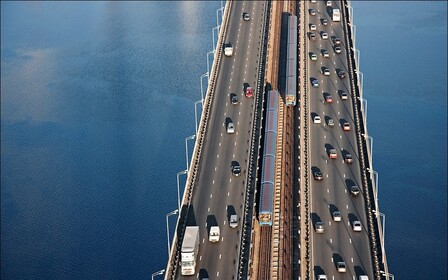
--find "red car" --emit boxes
[324,95,333,103]
[329,148,337,159]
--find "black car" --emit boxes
[313,171,323,181]
[310,33,316,41]
[232,164,241,176]
[333,37,341,45]
[337,70,346,79]
[309,9,316,16]
[321,18,328,26]
[350,185,360,196]
[231,95,238,105]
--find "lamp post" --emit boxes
[212,26,220,51]
[216,7,224,28]
[380,271,394,280]
[185,135,196,172]
[207,50,215,76]
[368,135,373,169]
[200,73,209,102]
[151,269,165,280]
[166,209,179,258]
[195,100,203,133]
[176,170,188,212]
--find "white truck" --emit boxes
[181,226,200,276]
[209,226,220,242]
[332,8,341,22]
[224,43,233,56]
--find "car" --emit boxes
[231,94,238,105]
[344,153,353,163]
[313,171,323,181]
[310,0,317,3]
[244,84,253,98]
[352,220,362,232]
[332,211,341,222]
[310,24,317,31]
[321,18,328,26]
[313,115,322,124]
[326,1,332,6]
[312,79,319,87]
[310,52,318,61]
[315,222,325,233]
[337,261,347,272]
[322,49,329,58]
[243,12,250,21]
[324,94,333,103]
[340,91,348,100]
[338,69,346,79]
[310,33,316,40]
[333,37,341,45]
[343,121,350,131]
[309,9,316,16]
[327,117,334,126]
[232,164,241,176]
[227,121,235,134]
[334,45,342,54]
[229,214,238,228]
[318,275,327,280]
[322,67,330,76]
[329,148,337,159]
[350,185,360,196]
[321,32,329,39]
[359,276,369,280]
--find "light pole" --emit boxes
[151,269,165,280]
[216,7,224,28]
[368,168,379,215]
[185,135,195,172]
[207,50,215,76]
[368,135,373,169]
[195,100,203,133]
[356,49,360,71]
[166,209,179,258]
[176,170,188,213]
[212,26,220,51]
[360,97,367,125]
[200,73,209,102]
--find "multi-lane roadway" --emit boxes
[307,0,374,279]
[177,1,266,279]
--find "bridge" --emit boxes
[158,1,391,280]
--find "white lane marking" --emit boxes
[340,135,342,139]
[228,192,230,197]
[200,255,203,261]
[346,204,349,209]
[215,166,217,171]
[343,174,346,178]
[234,142,237,146]
[345,189,347,193]
[347,221,350,226]
[208,207,210,212]
[239,111,241,115]
[330,238,332,243]
[350,238,352,244]
[233,154,235,158]
[212,180,215,184]
[219,142,221,146]
[210,194,213,198]
[221,132,223,136]
[229,178,232,183]
[351,257,354,263]
[217,154,219,158]
[327,189,330,193]
[219,254,222,259]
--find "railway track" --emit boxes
[258,226,272,280]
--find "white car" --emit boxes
[326,1,332,6]
[322,49,330,58]
[340,91,348,100]
[333,211,342,222]
[318,275,327,280]
[337,261,347,272]
[321,32,329,39]
[322,67,330,76]
[352,220,362,232]
[310,24,317,31]
[313,115,322,124]
[227,122,235,134]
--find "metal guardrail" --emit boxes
[340,1,388,279]
[164,1,233,279]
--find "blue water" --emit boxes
[1,1,446,280]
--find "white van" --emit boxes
[209,226,220,242]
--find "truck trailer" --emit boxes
[332,8,340,22]
[181,226,200,276]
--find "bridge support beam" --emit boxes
[176,170,188,213]
[166,209,179,258]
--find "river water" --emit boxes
[1,1,446,279]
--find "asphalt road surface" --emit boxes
[307,1,374,279]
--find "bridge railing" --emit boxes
[164,1,233,278]
[341,1,389,279]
